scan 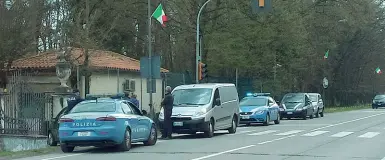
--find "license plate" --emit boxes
[242,116,250,119]
[287,112,293,114]
[77,132,91,136]
[173,122,183,126]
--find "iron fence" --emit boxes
[0,70,53,136]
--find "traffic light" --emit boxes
[252,0,271,14]
[198,62,208,81]
[259,0,264,7]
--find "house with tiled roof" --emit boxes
[10,47,169,115]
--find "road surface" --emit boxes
[14,109,385,160]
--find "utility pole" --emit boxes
[195,0,212,84]
[147,0,154,119]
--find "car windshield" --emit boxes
[240,97,267,106]
[173,88,212,106]
[70,102,116,113]
[374,95,385,100]
[282,94,304,103]
[309,95,318,102]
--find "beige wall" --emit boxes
[89,72,164,113]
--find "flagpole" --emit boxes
[148,0,154,119]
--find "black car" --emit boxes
[280,93,314,120]
[47,107,69,146]
[372,94,385,109]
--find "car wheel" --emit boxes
[60,143,75,153]
[274,114,280,124]
[263,114,270,126]
[118,129,132,151]
[228,116,237,134]
[143,124,157,146]
[204,119,215,138]
[315,108,319,118]
[47,132,57,146]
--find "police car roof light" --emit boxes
[85,93,124,100]
[246,93,271,97]
[254,93,271,96]
[246,93,253,96]
[110,93,125,99]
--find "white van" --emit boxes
[158,83,240,138]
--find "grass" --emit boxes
[0,146,59,159]
[324,104,371,113]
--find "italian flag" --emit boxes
[376,67,382,74]
[152,4,168,27]
[323,50,329,59]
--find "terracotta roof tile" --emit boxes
[11,47,169,72]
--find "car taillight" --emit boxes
[96,116,116,121]
[59,118,74,122]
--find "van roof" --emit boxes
[174,83,235,90]
[307,93,320,95]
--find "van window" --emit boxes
[218,86,238,102]
[173,88,213,106]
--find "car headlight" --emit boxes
[251,108,264,114]
[194,108,207,117]
[254,110,264,114]
[296,107,302,111]
[159,108,164,119]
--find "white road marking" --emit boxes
[257,135,296,144]
[381,156,385,160]
[358,132,380,138]
[248,130,278,136]
[362,111,385,113]
[190,145,256,160]
[191,134,297,160]
[271,124,332,127]
[41,154,84,160]
[310,113,385,131]
[302,131,329,137]
[275,130,304,136]
[330,132,354,137]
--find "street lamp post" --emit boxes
[195,0,212,84]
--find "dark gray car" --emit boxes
[372,94,385,109]
[308,93,324,118]
[280,93,314,120]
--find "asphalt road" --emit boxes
[14,109,385,160]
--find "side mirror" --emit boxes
[268,102,274,106]
[142,110,148,115]
[215,98,221,106]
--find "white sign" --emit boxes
[323,77,328,89]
